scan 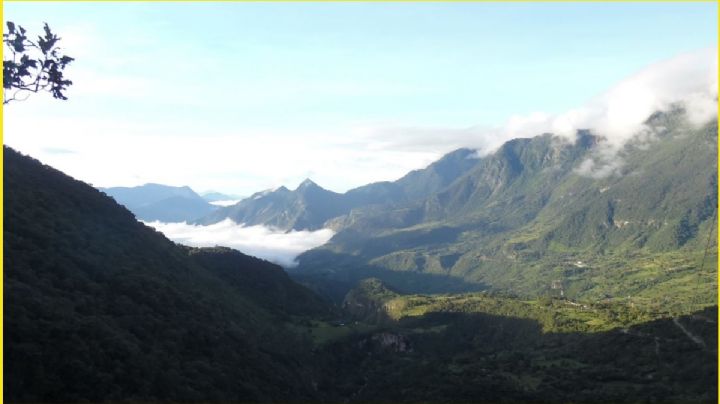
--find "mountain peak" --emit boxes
[296,178,319,191]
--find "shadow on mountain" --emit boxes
[4,147,328,403]
[318,306,718,403]
[292,249,487,303]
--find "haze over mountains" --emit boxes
[100,183,217,222]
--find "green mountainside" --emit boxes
[4,145,716,403]
[320,279,717,403]
[4,147,332,402]
[294,111,718,313]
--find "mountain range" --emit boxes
[4,102,717,402]
[200,191,242,203]
[97,109,717,312]
[195,147,479,230]
[177,109,716,312]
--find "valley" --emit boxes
[4,107,717,403]
[3,3,717,402]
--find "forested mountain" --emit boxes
[294,110,718,312]
[4,144,716,403]
[100,183,216,222]
[4,147,333,402]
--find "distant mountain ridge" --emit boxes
[196,148,479,230]
[100,183,216,222]
[201,191,242,202]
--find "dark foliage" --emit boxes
[319,306,717,403]
[4,147,716,403]
[3,22,73,104]
[4,147,323,402]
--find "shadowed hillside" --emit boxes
[4,146,716,403]
[4,147,331,402]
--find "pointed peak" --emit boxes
[296,178,319,190]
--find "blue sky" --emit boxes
[3,2,717,195]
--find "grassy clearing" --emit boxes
[289,318,377,345]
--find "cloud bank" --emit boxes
[493,48,716,150]
[537,48,715,145]
[361,48,717,162]
[447,48,717,178]
[5,46,716,193]
[144,219,334,268]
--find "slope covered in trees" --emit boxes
[4,147,332,402]
[317,279,717,403]
[4,146,716,403]
[294,110,718,313]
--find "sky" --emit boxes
[3,2,718,196]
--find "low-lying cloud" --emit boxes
[144,219,335,268]
[209,200,241,207]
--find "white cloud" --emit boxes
[550,48,717,145]
[3,114,440,195]
[455,47,717,177]
[350,49,717,163]
[4,47,716,193]
[573,146,625,179]
[144,219,335,268]
[209,200,242,207]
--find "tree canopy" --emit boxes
[3,21,74,104]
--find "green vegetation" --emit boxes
[317,278,717,403]
[4,106,717,403]
[4,147,326,402]
[295,110,718,317]
[341,278,668,334]
[3,21,73,104]
[289,319,377,345]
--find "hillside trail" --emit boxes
[672,317,706,350]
